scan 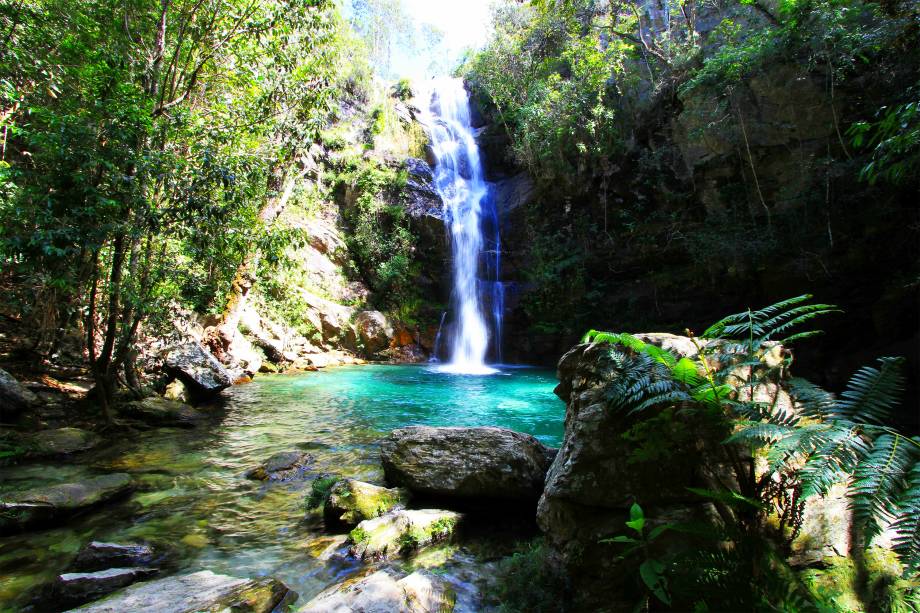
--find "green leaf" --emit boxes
[639,559,671,605]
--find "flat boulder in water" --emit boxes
[28,428,101,456]
[68,570,293,613]
[121,397,205,428]
[380,426,555,502]
[297,568,454,613]
[52,567,159,609]
[72,541,162,571]
[0,474,133,533]
[163,342,232,399]
[245,451,313,481]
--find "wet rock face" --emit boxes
[163,342,232,400]
[70,570,293,613]
[355,311,394,355]
[52,567,159,609]
[72,542,161,571]
[348,508,461,561]
[323,479,409,527]
[297,568,454,613]
[245,451,313,481]
[381,426,556,502]
[0,368,39,417]
[0,474,134,533]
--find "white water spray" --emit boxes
[420,78,501,375]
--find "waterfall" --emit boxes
[421,78,502,374]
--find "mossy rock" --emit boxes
[323,479,409,527]
[27,427,101,457]
[348,509,461,561]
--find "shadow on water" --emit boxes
[0,364,564,612]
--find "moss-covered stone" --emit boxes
[323,478,409,527]
[348,509,461,561]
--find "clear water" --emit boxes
[0,365,564,611]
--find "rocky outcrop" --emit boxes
[355,311,394,355]
[28,428,101,457]
[121,397,207,428]
[323,479,409,527]
[163,343,232,400]
[349,508,461,561]
[0,367,39,417]
[69,570,293,613]
[245,451,313,481]
[297,569,454,613]
[536,340,748,610]
[0,474,133,533]
[381,426,555,502]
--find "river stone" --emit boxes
[0,473,133,533]
[163,379,190,403]
[245,451,313,481]
[72,542,161,571]
[0,367,39,416]
[28,428,101,456]
[355,311,394,354]
[380,426,555,502]
[324,479,409,527]
[163,342,232,399]
[349,508,461,561]
[297,569,454,613]
[121,397,205,428]
[68,570,293,613]
[53,567,159,608]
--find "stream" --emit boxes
[0,364,564,611]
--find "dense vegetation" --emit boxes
[463,0,919,380]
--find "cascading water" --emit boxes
[421,78,503,375]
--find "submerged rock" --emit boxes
[324,479,409,527]
[163,342,232,399]
[69,570,293,613]
[121,397,206,428]
[297,568,454,613]
[245,451,313,481]
[52,567,159,609]
[28,428,101,457]
[381,426,555,502]
[0,367,39,417]
[0,473,133,533]
[349,508,461,561]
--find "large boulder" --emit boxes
[163,343,232,400]
[69,570,294,613]
[0,367,39,417]
[349,509,461,561]
[28,428,101,457]
[324,479,409,527]
[380,426,555,502]
[355,311,394,355]
[0,474,133,533]
[121,397,206,428]
[297,569,454,613]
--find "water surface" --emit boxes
[0,364,564,611]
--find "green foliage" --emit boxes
[601,503,674,606]
[335,156,419,313]
[393,78,413,101]
[492,539,565,613]
[305,475,340,510]
[849,85,920,184]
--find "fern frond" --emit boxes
[851,434,916,541]
[727,422,795,446]
[798,423,871,497]
[788,377,837,420]
[835,357,906,424]
[891,462,920,571]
